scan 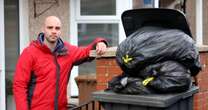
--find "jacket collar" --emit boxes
[35,33,68,56]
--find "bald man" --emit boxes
[13,16,107,110]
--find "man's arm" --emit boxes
[71,37,107,65]
[13,48,33,110]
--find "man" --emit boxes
[13,16,107,110]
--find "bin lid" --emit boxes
[92,86,199,108]
[122,8,192,37]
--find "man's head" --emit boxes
[42,16,62,44]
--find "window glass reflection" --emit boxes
[78,23,118,74]
[81,0,116,15]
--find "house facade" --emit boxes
[0,0,207,110]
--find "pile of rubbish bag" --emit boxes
[108,26,201,94]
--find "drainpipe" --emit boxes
[154,0,159,8]
[196,0,203,45]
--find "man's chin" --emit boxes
[50,37,58,42]
[50,39,58,43]
[47,38,58,43]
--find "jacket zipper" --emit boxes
[53,54,60,110]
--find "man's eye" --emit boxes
[55,27,60,30]
[47,26,53,29]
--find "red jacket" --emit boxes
[13,33,107,110]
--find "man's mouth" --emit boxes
[50,35,58,38]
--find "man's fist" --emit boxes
[96,42,107,55]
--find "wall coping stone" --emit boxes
[197,44,208,52]
[90,47,117,58]
[90,45,208,58]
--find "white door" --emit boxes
[69,0,132,96]
[0,0,29,109]
[0,0,6,110]
[4,0,20,109]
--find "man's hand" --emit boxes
[96,42,107,55]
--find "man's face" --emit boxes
[43,17,61,43]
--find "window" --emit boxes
[133,0,159,8]
[71,0,132,75]
[78,23,118,74]
[70,0,132,96]
[80,0,116,15]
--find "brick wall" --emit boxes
[96,58,122,90]
[194,52,208,110]
[95,50,208,110]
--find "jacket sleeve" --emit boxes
[71,37,107,65]
[13,48,33,110]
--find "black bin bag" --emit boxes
[116,26,201,76]
[140,60,192,93]
[108,73,154,94]
[108,61,192,94]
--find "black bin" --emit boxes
[121,8,192,37]
[92,86,198,110]
[92,8,199,110]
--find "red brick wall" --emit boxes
[194,52,208,110]
[96,52,208,110]
[96,58,122,90]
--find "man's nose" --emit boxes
[52,28,57,33]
